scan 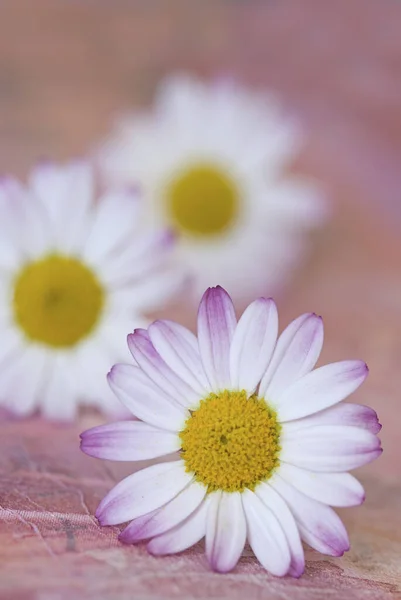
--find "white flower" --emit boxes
[81,286,381,576]
[0,161,180,420]
[98,74,327,303]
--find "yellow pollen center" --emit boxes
[13,254,104,348]
[179,390,281,492]
[165,163,240,237]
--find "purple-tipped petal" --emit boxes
[127,329,199,408]
[147,497,210,556]
[272,475,350,557]
[229,298,278,395]
[80,421,180,462]
[260,313,324,399]
[281,424,381,471]
[256,482,305,578]
[119,481,206,543]
[107,363,187,431]
[242,489,291,577]
[96,461,192,526]
[205,492,246,573]
[282,402,382,434]
[278,463,365,507]
[148,320,209,396]
[197,286,237,391]
[275,360,369,422]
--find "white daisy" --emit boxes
[0,160,181,420]
[81,286,382,576]
[98,74,327,304]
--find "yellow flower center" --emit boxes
[179,390,281,492]
[165,163,240,237]
[13,254,104,348]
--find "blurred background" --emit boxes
[0,1,400,599]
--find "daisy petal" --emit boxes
[83,187,140,265]
[128,329,200,409]
[281,402,381,434]
[80,421,180,461]
[279,463,365,507]
[147,497,210,556]
[256,482,304,578]
[260,313,323,399]
[197,286,237,391]
[275,360,369,421]
[272,475,350,556]
[108,364,187,432]
[229,298,278,394]
[242,489,291,576]
[30,161,92,252]
[148,320,209,396]
[41,355,78,421]
[0,345,48,417]
[119,481,206,543]
[96,461,192,526]
[205,491,246,573]
[281,424,381,471]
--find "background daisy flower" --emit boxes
[0,160,181,420]
[98,74,327,304]
[81,286,382,576]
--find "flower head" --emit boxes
[98,74,327,303]
[81,287,381,575]
[0,161,180,420]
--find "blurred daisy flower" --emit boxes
[99,74,327,303]
[0,161,180,420]
[81,286,381,576]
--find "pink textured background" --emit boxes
[0,1,401,599]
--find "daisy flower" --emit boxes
[81,286,382,576]
[0,161,180,420]
[98,74,327,303]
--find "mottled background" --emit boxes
[0,1,401,599]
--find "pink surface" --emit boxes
[0,1,401,598]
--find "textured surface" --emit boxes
[0,1,401,599]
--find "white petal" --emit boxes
[148,319,209,396]
[147,496,210,556]
[0,325,24,367]
[0,345,49,416]
[260,313,323,399]
[108,363,188,432]
[278,463,365,507]
[275,360,369,421]
[0,177,49,260]
[83,187,141,265]
[29,161,93,252]
[197,286,237,391]
[127,329,200,409]
[205,491,246,573]
[119,481,206,542]
[255,482,304,577]
[271,475,349,556]
[41,354,79,421]
[80,421,180,461]
[281,424,381,471]
[229,298,278,394]
[111,267,185,314]
[242,489,291,576]
[282,402,381,435]
[99,229,175,287]
[96,461,192,526]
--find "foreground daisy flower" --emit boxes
[0,161,180,420]
[81,287,381,575]
[98,74,327,302]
